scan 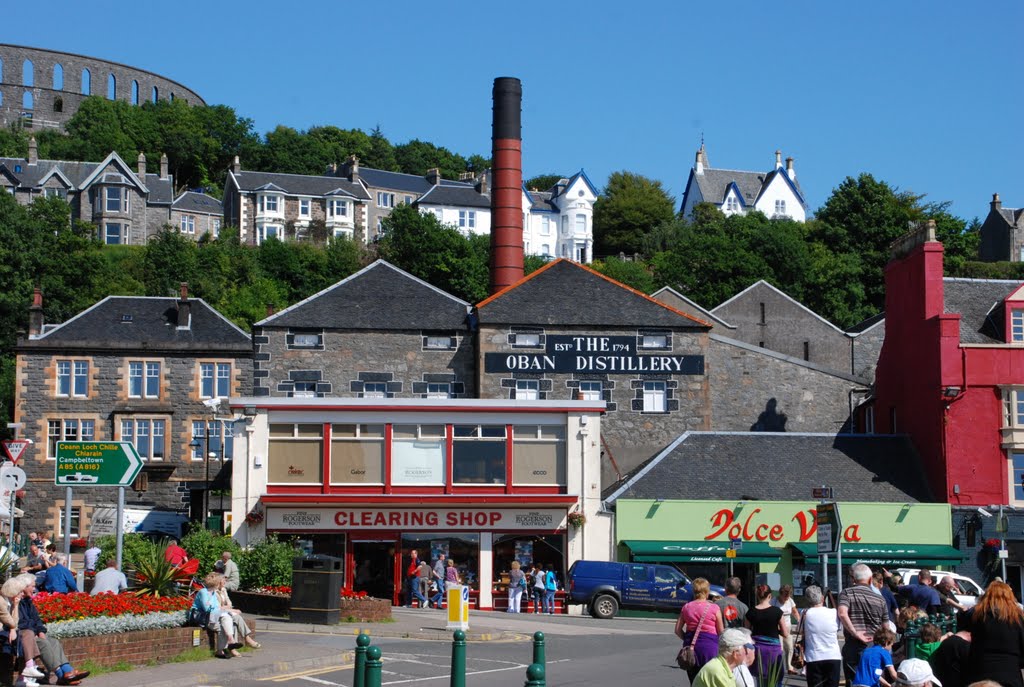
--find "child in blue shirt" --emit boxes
[853,627,897,687]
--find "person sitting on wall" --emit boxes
[82,541,101,574]
[13,574,90,685]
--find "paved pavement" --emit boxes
[90,608,665,687]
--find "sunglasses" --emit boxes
[744,644,756,650]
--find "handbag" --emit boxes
[791,612,806,670]
[676,601,713,670]
[186,605,210,628]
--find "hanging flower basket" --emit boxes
[245,508,264,526]
[567,511,587,528]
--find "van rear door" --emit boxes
[654,565,688,612]
[621,564,655,608]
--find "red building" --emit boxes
[875,221,1024,506]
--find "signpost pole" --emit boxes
[836,543,843,594]
[63,487,73,558]
[822,553,829,595]
[116,486,125,570]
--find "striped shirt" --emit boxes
[837,584,888,645]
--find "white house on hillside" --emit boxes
[679,146,807,222]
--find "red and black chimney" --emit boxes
[490,77,524,294]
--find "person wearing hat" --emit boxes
[894,658,941,687]
[693,628,758,687]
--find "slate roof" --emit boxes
[416,184,489,208]
[256,260,470,330]
[846,312,885,335]
[943,277,1020,344]
[605,432,932,503]
[997,207,1024,226]
[19,297,251,352]
[476,259,711,328]
[230,170,370,200]
[0,155,174,204]
[526,189,559,213]
[652,286,735,329]
[356,167,473,195]
[695,168,768,206]
[172,191,223,215]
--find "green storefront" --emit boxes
[616,500,960,598]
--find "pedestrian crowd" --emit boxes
[679,564,1024,687]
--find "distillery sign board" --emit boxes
[267,507,568,531]
[484,335,704,375]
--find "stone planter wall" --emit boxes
[338,597,392,622]
[231,590,290,617]
[62,626,202,668]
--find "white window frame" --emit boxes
[328,199,348,218]
[44,187,67,200]
[291,381,317,398]
[362,382,387,399]
[298,198,310,218]
[105,186,127,213]
[120,417,166,461]
[579,381,603,401]
[48,419,95,459]
[256,223,280,244]
[640,334,670,350]
[725,196,739,212]
[426,382,451,399]
[1012,309,1024,343]
[179,214,195,234]
[775,199,787,216]
[376,192,394,208]
[424,335,454,350]
[103,222,124,245]
[128,360,161,399]
[57,506,82,539]
[200,362,231,398]
[575,213,586,234]
[642,381,667,413]
[512,332,541,348]
[258,193,280,214]
[541,216,551,235]
[515,379,539,400]
[191,420,233,460]
[56,359,89,397]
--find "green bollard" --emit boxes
[532,631,546,670]
[354,633,371,687]
[451,629,467,687]
[364,646,383,687]
[524,663,545,687]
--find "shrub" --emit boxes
[95,533,158,571]
[131,547,194,597]
[237,536,301,590]
[181,527,240,578]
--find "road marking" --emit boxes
[297,677,344,686]
[381,663,528,684]
[263,665,353,682]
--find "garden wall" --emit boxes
[62,620,255,669]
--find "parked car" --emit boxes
[567,560,725,619]
[894,568,984,608]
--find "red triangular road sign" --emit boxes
[2,440,30,464]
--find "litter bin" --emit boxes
[290,554,343,624]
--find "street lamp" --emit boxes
[192,398,224,526]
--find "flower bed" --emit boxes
[35,592,190,623]
[231,590,289,617]
[237,586,390,622]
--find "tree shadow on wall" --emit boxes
[751,398,787,432]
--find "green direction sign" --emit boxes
[55,441,143,487]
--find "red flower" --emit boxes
[32,591,190,623]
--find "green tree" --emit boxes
[525,174,564,191]
[377,204,489,302]
[393,139,469,179]
[143,227,199,297]
[593,171,675,257]
[363,126,399,171]
[258,125,328,175]
[589,257,655,293]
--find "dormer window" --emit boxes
[105,186,128,212]
[725,196,739,213]
[1012,309,1024,343]
[775,199,787,216]
[258,194,280,213]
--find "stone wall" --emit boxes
[851,320,885,382]
[712,282,852,373]
[476,325,712,486]
[0,44,205,130]
[708,334,865,434]
[14,349,252,537]
[253,328,475,399]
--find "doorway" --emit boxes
[352,541,396,603]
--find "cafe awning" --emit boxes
[788,543,964,567]
[623,540,782,564]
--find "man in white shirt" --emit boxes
[91,558,128,595]
[83,543,102,572]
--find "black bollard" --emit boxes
[354,632,371,687]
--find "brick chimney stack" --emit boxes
[232,156,241,175]
[28,288,44,337]
[343,155,360,183]
[426,168,441,186]
[489,77,525,293]
[992,193,1002,213]
[176,282,191,330]
[160,153,169,180]
[28,137,37,166]
[786,156,795,181]
[695,149,704,175]
[137,152,146,177]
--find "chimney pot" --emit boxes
[426,168,441,185]
[180,282,188,301]
[343,155,359,182]
[232,155,241,175]
[160,153,169,180]
[785,156,795,181]
[28,137,37,166]
[695,149,704,175]
[775,150,782,169]
[992,193,1002,211]
[176,282,191,329]
[266,304,276,317]
[137,152,146,177]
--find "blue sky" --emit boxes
[4,1,1022,220]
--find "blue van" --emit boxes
[566,560,725,619]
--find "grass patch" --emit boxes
[167,646,218,663]
[77,659,134,676]
[341,616,395,623]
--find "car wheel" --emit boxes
[590,594,618,619]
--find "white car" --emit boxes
[894,568,983,608]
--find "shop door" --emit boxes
[352,541,396,603]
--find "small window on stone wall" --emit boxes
[53,97,62,113]
[81,68,91,95]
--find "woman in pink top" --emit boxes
[674,577,725,682]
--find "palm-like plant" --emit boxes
[132,547,194,598]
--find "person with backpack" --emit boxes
[532,564,546,613]
[543,564,558,615]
